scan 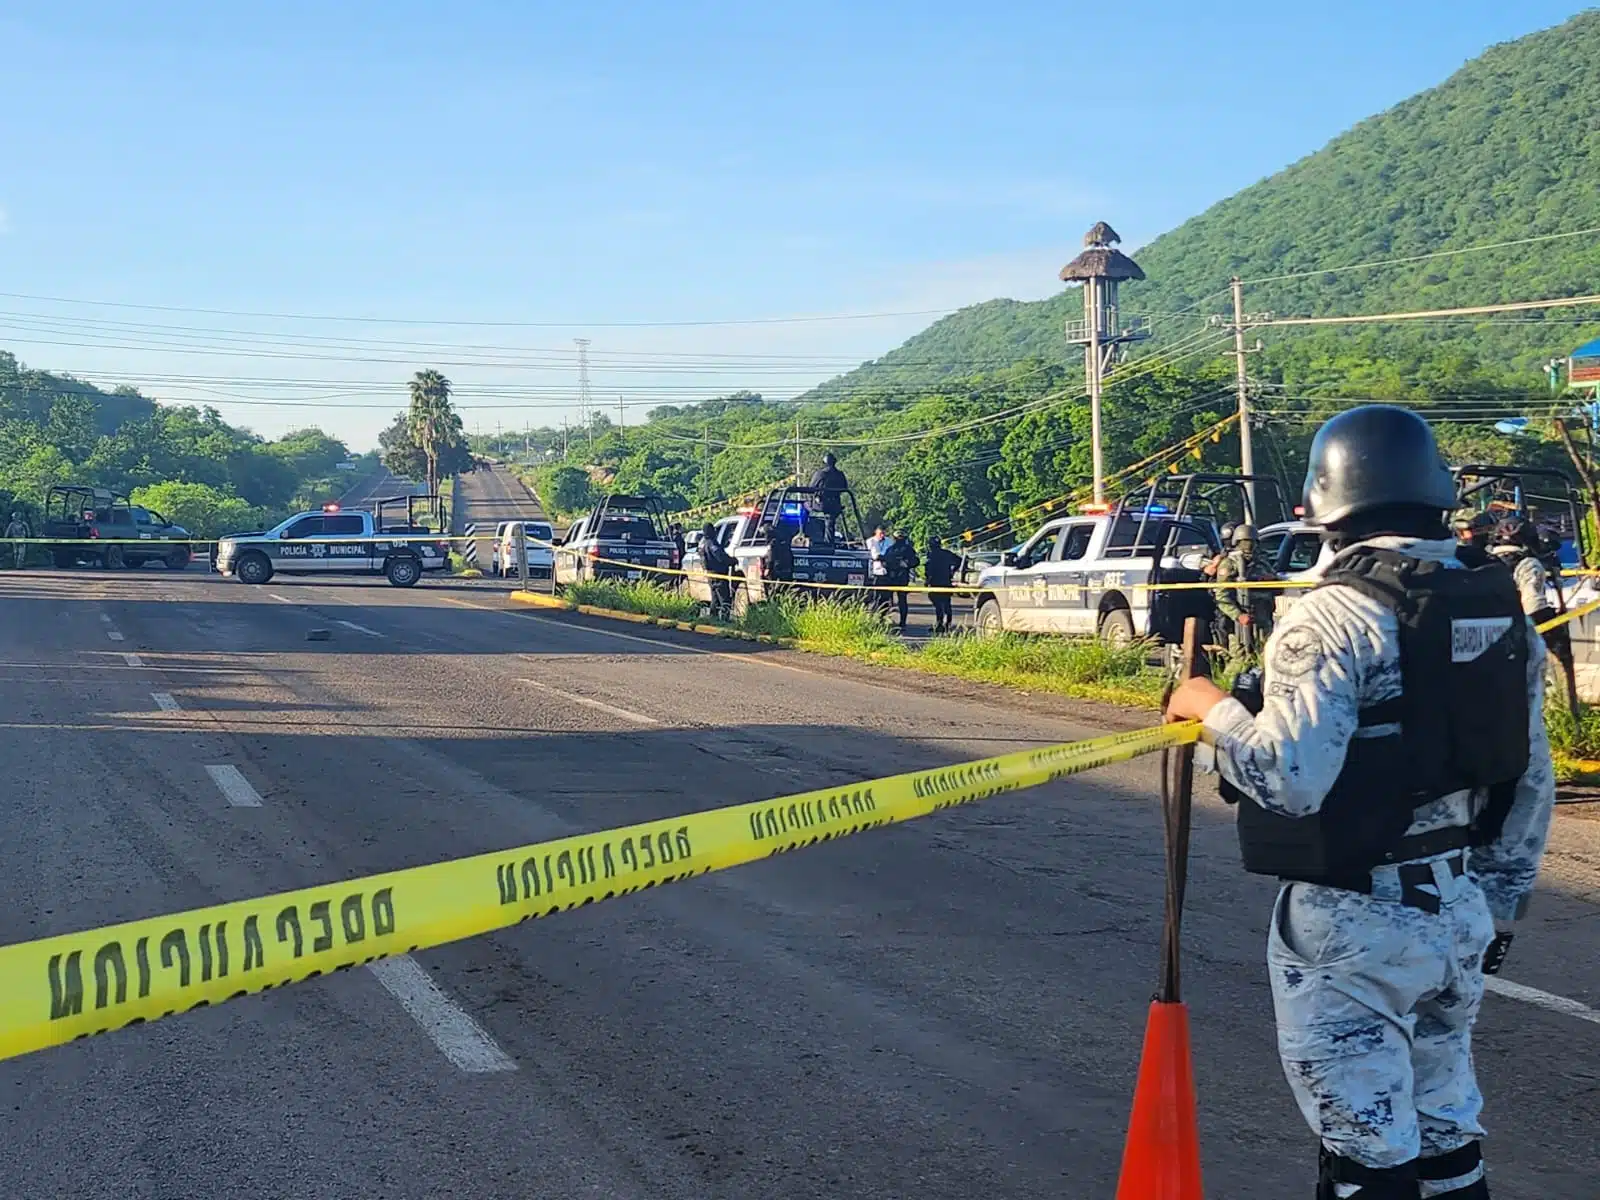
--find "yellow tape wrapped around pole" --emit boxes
[0,721,1198,1064]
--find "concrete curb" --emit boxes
[508,590,797,647]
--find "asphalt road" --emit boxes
[453,463,545,573]
[0,563,1597,1198]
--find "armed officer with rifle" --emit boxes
[1166,405,1556,1199]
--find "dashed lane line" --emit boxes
[106,630,125,642]
[121,652,144,667]
[335,618,385,638]
[367,955,517,1074]
[150,692,180,712]
[516,678,660,725]
[268,593,294,604]
[99,613,112,624]
[205,764,264,808]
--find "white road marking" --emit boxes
[121,652,144,667]
[106,630,125,642]
[268,593,294,604]
[99,613,112,624]
[438,594,818,677]
[205,764,264,808]
[516,678,660,725]
[367,955,517,1073]
[1487,976,1600,1027]
[150,692,180,712]
[336,618,385,638]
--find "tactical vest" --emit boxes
[1231,545,1530,889]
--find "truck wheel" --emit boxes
[52,550,75,569]
[1098,607,1135,647]
[236,552,273,585]
[385,556,421,588]
[975,599,1003,636]
[166,548,191,570]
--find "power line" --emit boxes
[1241,225,1600,286]
[0,290,959,329]
[1256,293,1600,329]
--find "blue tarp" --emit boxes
[1571,337,1600,359]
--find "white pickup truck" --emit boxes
[215,501,449,588]
[972,509,1217,644]
[971,473,1289,646]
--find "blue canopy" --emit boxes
[1571,337,1600,359]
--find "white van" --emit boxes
[491,520,555,578]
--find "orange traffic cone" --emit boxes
[1115,999,1204,1199]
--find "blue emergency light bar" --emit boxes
[779,502,807,519]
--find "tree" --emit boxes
[542,466,594,515]
[130,482,263,538]
[378,414,429,482]
[407,369,460,496]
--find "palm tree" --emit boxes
[407,369,455,501]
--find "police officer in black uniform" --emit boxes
[808,452,850,543]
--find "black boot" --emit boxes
[1318,1146,1420,1199]
[1418,1142,1488,1198]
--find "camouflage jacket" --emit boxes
[1213,549,1275,622]
[1198,536,1556,921]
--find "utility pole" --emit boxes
[1231,277,1254,480]
[574,338,593,448]
[561,417,569,459]
[1087,276,1104,502]
[794,418,802,481]
[618,394,625,430]
[1061,223,1149,505]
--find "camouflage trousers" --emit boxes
[1268,863,1496,1197]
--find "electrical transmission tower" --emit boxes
[574,337,593,442]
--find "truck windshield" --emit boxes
[597,515,659,540]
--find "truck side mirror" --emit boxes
[1001,551,1021,568]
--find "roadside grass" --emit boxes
[548,581,1167,706]
[565,578,702,623]
[448,551,482,578]
[1544,693,1600,783]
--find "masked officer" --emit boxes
[1215,523,1276,655]
[1451,510,1495,554]
[1485,517,1551,622]
[1166,405,1555,1199]
[698,522,735,618]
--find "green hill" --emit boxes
[812,9,1600,402]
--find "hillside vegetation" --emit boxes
[813,10,1600,400]
[0,351,359,537]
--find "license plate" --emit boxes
[655,559,670,568]
[627,570,641,580]
[847,574,865,586]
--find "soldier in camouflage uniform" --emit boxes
[1214,523,1276,656]
[1168,406,1555,1198]
[1485,517,1550,621]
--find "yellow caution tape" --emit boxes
[0,721,1197,1064]
[1537,596,1600,635]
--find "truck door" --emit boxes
[275,515,326,571]
[322,513,371,568]
[1052,522,1098,635]
[1001,523,1068,633]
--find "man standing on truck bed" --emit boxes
[808,452,850,543]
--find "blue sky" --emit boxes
[0,1,1586,448]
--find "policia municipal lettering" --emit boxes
[1167,405,1556,1200]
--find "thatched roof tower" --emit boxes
[1059,221,1145,282]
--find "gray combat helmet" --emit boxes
[1302,405,1456,528]
[1232,523,1256,547]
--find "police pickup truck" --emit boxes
[683,485,872,615]
[553,494,681,585]
[214,498,448,587]
[972,473,1288,646]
